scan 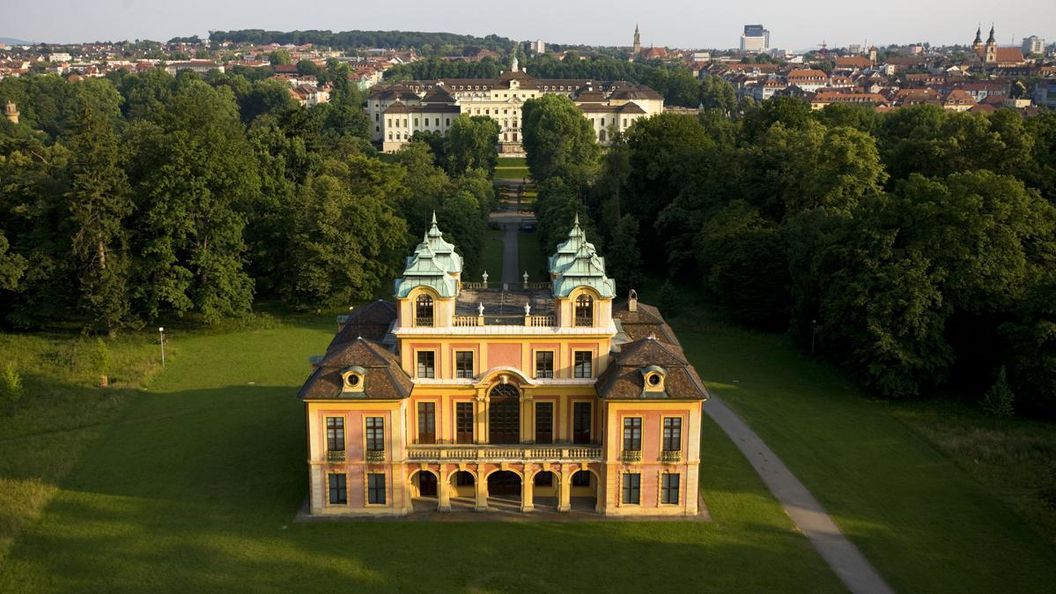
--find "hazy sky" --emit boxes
[4,0,1055,51]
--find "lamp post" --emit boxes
[159,327,166,367]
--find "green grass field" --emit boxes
[480,228,505,281]
[494,157,530,181]
[0,315,842,592]
[672,319,1056,593]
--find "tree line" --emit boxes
[208,30,515,56]
[520,89,1056,418]
[0,66,498,334]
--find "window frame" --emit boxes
[417,401,436,444]
[623,416,643,451]
[326,416,345,452]
[574,294,594,327]
[661,473,680,505]
[454,350,475,379]
[534,401,554,444]
[414,294,434,327]
[365,416,385,452]
[573,351,593,378]
[663,417,683,452]
[455,401,474,444]
[367,473,386,505]
[416,350,436,379]
[572,401,592,444]
[534,350,555,379]
[328,472,347,505]
[622,472,641,505]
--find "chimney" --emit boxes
[628,289,638,312]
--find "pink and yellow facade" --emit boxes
[298,217,708,516]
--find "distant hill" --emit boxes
[0,37,34,45]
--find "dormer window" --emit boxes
[640,366,667,393]
[575,294,594,327]
[341,366,366,393]
[415,294,434,327]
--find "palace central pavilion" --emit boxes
[298,216,708,516]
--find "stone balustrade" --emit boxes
[660,449,682,464]
[407,443,602,462]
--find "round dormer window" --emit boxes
[647,374,662,387]
[347,374,360,388]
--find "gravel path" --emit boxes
[706,396,895,594]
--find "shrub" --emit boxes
[1,363,24,414]
[981,366,1015,417]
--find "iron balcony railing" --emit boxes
[660,450,682,464]
[326,450,346,463]
[365,450,386,464]
[621,449,643,464]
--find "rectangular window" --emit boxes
[367,473,386,504]
[417,351,435,378]
[573,402,591,444]
[661,473,680,504]
[663,418,682,451]
[417,402,436,444]
[622,473,641,504]
[535,402,553,443]
[326,417,345,451]
[328,473,347,504]
[456,402,474,443]
[365,417,384,451]
[623,417,642,451]
[414,117,419,126]
[535,351,554,378]
[455,351,474,378]
[574,351,592,378]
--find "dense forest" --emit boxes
[208,29,515,56]
[520,82,1056,418]
[0,66,498,332]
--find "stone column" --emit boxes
[522,472,535,512]
[438,470,452,512]
[475,473,488,512]
[558,470,572,512]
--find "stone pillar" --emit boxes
[438,470,452,512]
[522,472,534,512]
[475,473,488,512]
[558,470,572,512]
[475,393,487,444]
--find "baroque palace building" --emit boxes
[298,216,708,517]
[367,55,664,154]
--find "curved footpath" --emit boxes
[706,396,895,594]
[499,221,892,592]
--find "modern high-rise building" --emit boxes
[740,24,770,54]
[532,39,546,54]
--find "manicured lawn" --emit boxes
[480,228,505,281]
[518,230,548,281]
[496,157,526,167]
[493,167,530,181]
[674,320,1056,593]
[0,315,841,592]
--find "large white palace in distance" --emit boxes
[367,55,664,154]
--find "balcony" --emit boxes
[660,450,682,464]
[365,450,386,464]
[621,449,643,464]
[326,450,346,463]
[407,443,602,463]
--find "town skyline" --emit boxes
[4,0,1054,51]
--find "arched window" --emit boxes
[575,295,594,327]
[415,294,434,327]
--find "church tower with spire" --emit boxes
[632,24,641,55]
[972,25,984,55]
[985,24,998,64]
